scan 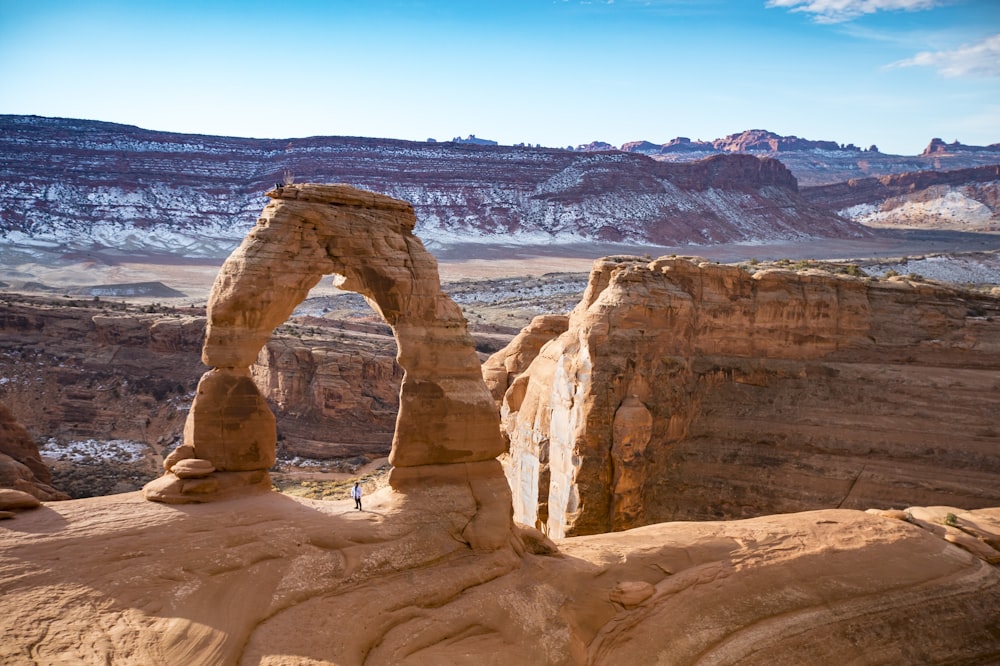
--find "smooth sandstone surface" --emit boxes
[1,491,998,664]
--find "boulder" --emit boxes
[170,458,215,479]
[0,402,69,501]
[0,488,42,510]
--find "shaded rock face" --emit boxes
[252,334,402,459]
[493,256,1000,537]
[145,184,508,524]
[0,402,68,501]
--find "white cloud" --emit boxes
[766,0,945,23]
[889,33,1000,77]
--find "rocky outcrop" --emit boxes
[493,256,1000,537]
[803,165,1000,232]
[922,137,1000,156]
[144,184,509,541]
[1,490,998,663]
[481,313,569,405]
[0,298,207,496]
[622,130,1000,186]
[0,402,68,501]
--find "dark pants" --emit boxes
[354,496,362,510]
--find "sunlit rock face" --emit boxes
[493,256,1000,537]
[144,184,507,507]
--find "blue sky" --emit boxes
[0,0,997,154]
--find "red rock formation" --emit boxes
[144,185,511,548]
[493,256,1000,537]
[0,402,68,501]
[922,137,1000,156]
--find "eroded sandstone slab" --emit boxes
[144,184,507,510]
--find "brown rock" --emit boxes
[170,458,215,479]
[482,314,568,404]
[0,402,52,483]
[0,453,68,502]
[514,523,559,555]
[498,256,1000,537]
[3,495,998,664]
[0,402,69,501]
[0,510,14,519]
[183,368,276,472]
[162,443,195,471]
[0,488,42,510]
[609,580,655,608]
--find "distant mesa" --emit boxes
[922,137,1000,156]
[4,281,186,298]
[69,282,187,298]
[451,134,498,146]
[619,129,877,155]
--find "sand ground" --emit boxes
[2,229,999,305]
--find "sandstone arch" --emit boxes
[144,184,507,505]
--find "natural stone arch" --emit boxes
[144,184,506,504]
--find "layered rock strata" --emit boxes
[493,256,1000,537]
[144,184,510,546]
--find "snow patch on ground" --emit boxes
[865,252,1000,286]
[40,438,151,464]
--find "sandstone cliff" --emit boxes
[492,256,1000,537]
[0,295,406,496]
[0,297,206,495]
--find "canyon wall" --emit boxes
[0,115,863,259]
[0,295,405,495]
[493,256,1000,537]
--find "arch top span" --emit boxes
[144,183,508,506]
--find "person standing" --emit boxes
[352,482,362,511]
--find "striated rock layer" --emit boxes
[144,184,508,536]
[493,256,1000,537]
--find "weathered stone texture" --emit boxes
[494,256,1000,537]
[146,184,508,518]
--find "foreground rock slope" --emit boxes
[1,491,998,664]
[490,256,1000,537]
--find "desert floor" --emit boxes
[2,229,999,307]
